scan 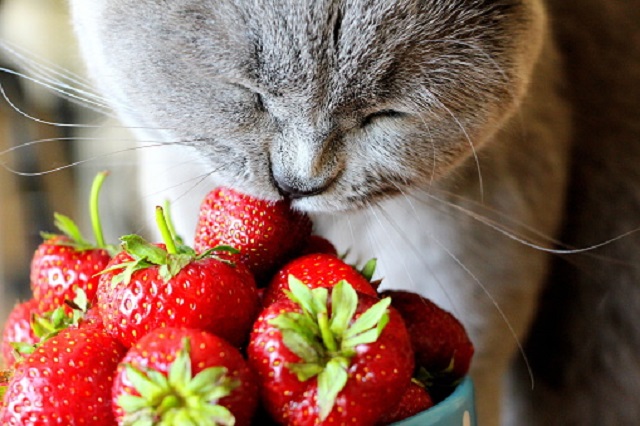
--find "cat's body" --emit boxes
[67,1,640,424]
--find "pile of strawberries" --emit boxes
[0,173,474,426]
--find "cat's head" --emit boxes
[70,0,545,212]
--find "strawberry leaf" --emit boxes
[359,258,377,281]
[54,212,89,246]
[317,356,349,420]
[280,328,323,365]
[102,259,154,286]
[119,338,239,425]
[117,394,149,412]
[39,213,100,252]
[268,313,321,344]
[329,280,358,337]
[10,341,36,357]
[168,338,193,392]
[187,367,231,397]
[201,405,235,426]
[121,235,168,265]
[197,245,241,259]
[167,254,194,278]
[287,363,325,382]
[125,364,167,401]
[344,297,391,341]
[286,275,318,317]
[0,369,12,401]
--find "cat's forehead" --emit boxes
[94,0,529,112]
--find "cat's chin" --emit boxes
[290,192,394,214]
[290,198,351,214]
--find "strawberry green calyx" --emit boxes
[270,276,392,420]
[118,338,239,426]
[358,258,377,282]
[0,369,11,400]
[40,213,92,250]
[9,289,92,360]
[103,235,240,287]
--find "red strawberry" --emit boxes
[378,380,434,424]
[97,207,260,347]
[31,233,112,313]
[248,279,414,425]
[112,327,258,426]
[0,327,126,425]
[382,290,474,393]
[193,187,313,282]
[0,369,10,400]
[262,253,378,306]
[30,172,114,313]
[299,235,338,256]
[1,299,40,367]
[1,290,97,367]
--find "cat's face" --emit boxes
[70,0,545,212]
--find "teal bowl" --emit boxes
[392,377,477,426]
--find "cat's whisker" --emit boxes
[411,188,640,259]
[370,191,535,387]
[141,167,218,205]
[0,67,117,117]
[0,81,115,129]
[414,111,438,188]
[0,80,178,134]
[370,194,534,388]
[1,40,95,87]
[0,136,138,158]
[429,93,485,202]
[367,203,417,288]
[425,38,511,86]
[0,41,131,115]
[0,138,202,176]
[377,184,463,319]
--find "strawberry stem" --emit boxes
[318,311,338,353]
[163,199,184,245]
[90,171,109,248]
[156,206,178,255]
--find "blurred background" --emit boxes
[0,0,140,326]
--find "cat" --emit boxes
[66,1,640,425]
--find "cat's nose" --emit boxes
[273,175,327,199]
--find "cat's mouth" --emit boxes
[287,185,402,214]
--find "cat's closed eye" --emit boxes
[361,110,406,128]
[229,83,267,113]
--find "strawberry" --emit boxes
[97,207,260,347]
[248,278,414,425]
[193,187,313,282]
[382,290,474,397]
[112,327,258,426]
[0,369,10,401]
[1,299,40,367]
[0,327,126,425]
[1,290,103,367]
[30,171,114,313]
[378,380,434,424]
[299,235,338,257]
[262,253,379,306]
